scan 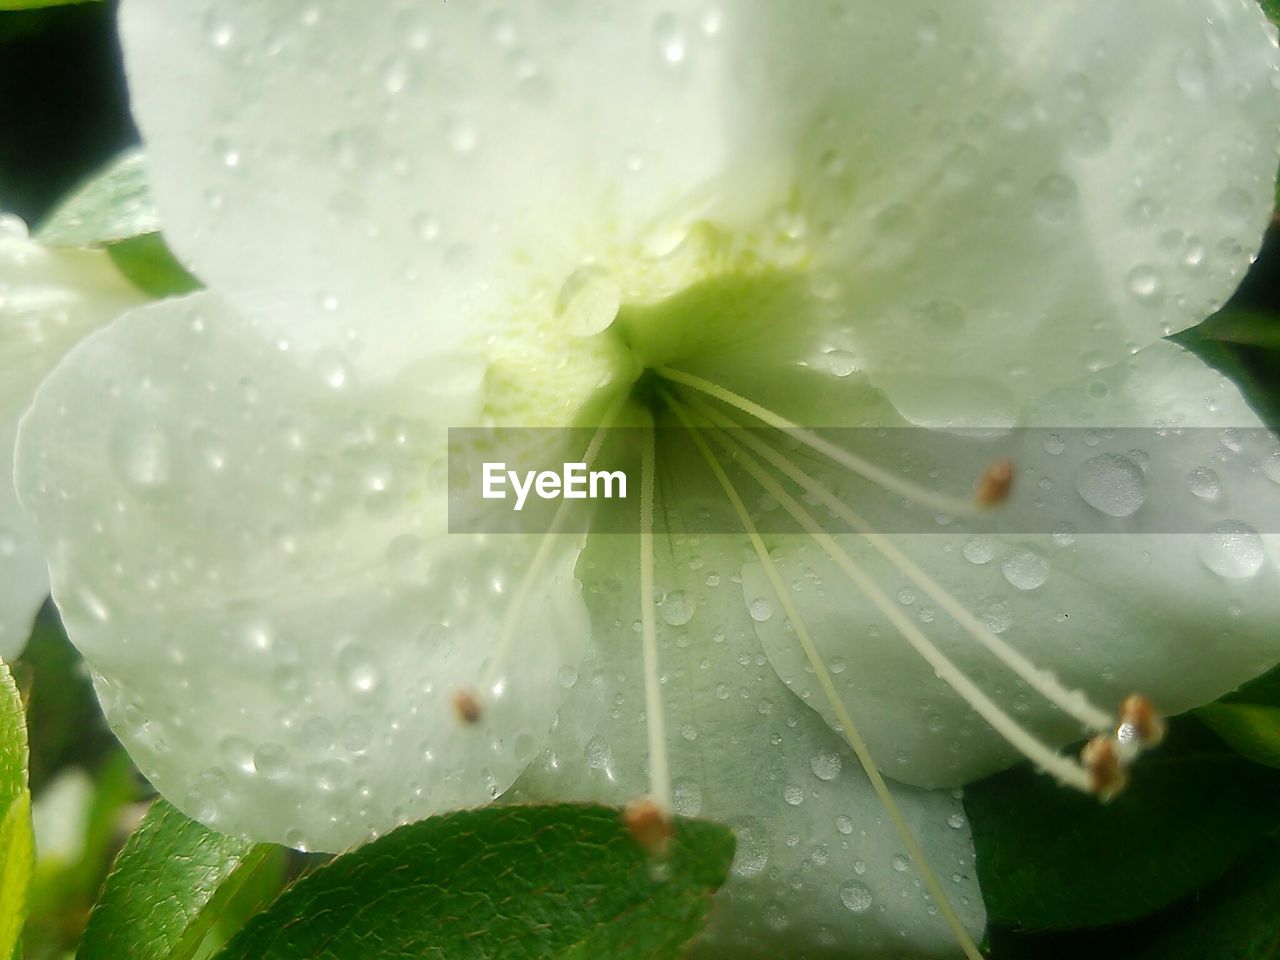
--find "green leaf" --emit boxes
[0,793,35,960]
[0,660,33,960]
[77,800,271,960]
[0,0,99,9]
[106,233,201,298]
[0,661,27,814]
[1199,704,1280,771]
[965,718,1280,930]
[212,804,735,960]
[1128,840,1280,960]
[1187,309,1280,351]
[35,148,158,248]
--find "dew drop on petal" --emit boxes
[1002,548,1048,591]
[1197,521,1265,579]
[1126,265,1161,301]
[673,777,703,816]
[749,597,774,622]
[556,265,621,337]
[1076,453,1145,517]
[810,751,842,781]
[825,349,858,378]
[1186,466,1221,502]
[962,536,995,565]
[658,589,695,626]
[835,815,854,835]
[731,820,769,879]
[840,881,873,913]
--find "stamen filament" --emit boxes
[682,392,1113,735]
[655,365,980,517]
[476,393,628,699]
[664,390,985,960]
[697,415,1093,794]
[639,411,673,816]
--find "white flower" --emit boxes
[11,1,1280,956]
[0,213,145,660]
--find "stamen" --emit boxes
[638,411,673,816]
[664,390,985,960]
[452,688,482,725]
[462,393,628,722]
[624,795,674,857]
[1118,694,1165,748]
[1081,736,1128,801]
[688,408,1095,795]
[681,392,1114,735]
[976,457,1014,507]
[655,365,981,517]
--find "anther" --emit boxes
[1118,693,1165,748]
[624,796,673,857]
[1081,735,1128,801]
[976,457,1015,506]
[452,687,483,725]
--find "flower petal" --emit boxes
[512,530,984,957]
[14,292,590,850]
[730,0,1280,424]
[117,0,741,374]
[0,214,145,659]
[747,342,1280,788]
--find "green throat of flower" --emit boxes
[461,218,1172,960]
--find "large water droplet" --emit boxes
[556,265,621,336]
[1002,548,1049,590]
[731,820,769,878]
[1197,521,1265,579]
[1186,466,1221,502]
[659,589,695,626]
[810,751,842,781]
[1076,453,1145,517]
[748,597,774,622]
[840,881,873,913]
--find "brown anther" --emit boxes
[976,458,1015,506]
[452,688,483,725]
[1081,735,1128,801]
[623,796,673,857]
[1118,693,1165,748]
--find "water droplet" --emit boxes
[253,743,291,779]
[891,853,910,872]
[947,812,966,829]
[1043,433,1066,455]
[337,645,379,694]
[446,118,478,155]
[840,881,873,913]
[1002,548,1049,590]
[825,349,858,378]
[1186,466,1221,502]
[673,777,703,816]
[731,821,769,878]
[962,536,995,565]
[556,265,621,337]
[1262,448,1280,485]
[748,597,774,622]
[658,589,695,626]
[654,13,687,64]
[835,815,854,835]
[1076,453,1145,517]
[783,784,804,805]
[313,348,353,390]
[1126,265,1161,301]
[584,736,613,770]
[810,751,842,781]
[1197,521,1265,579]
